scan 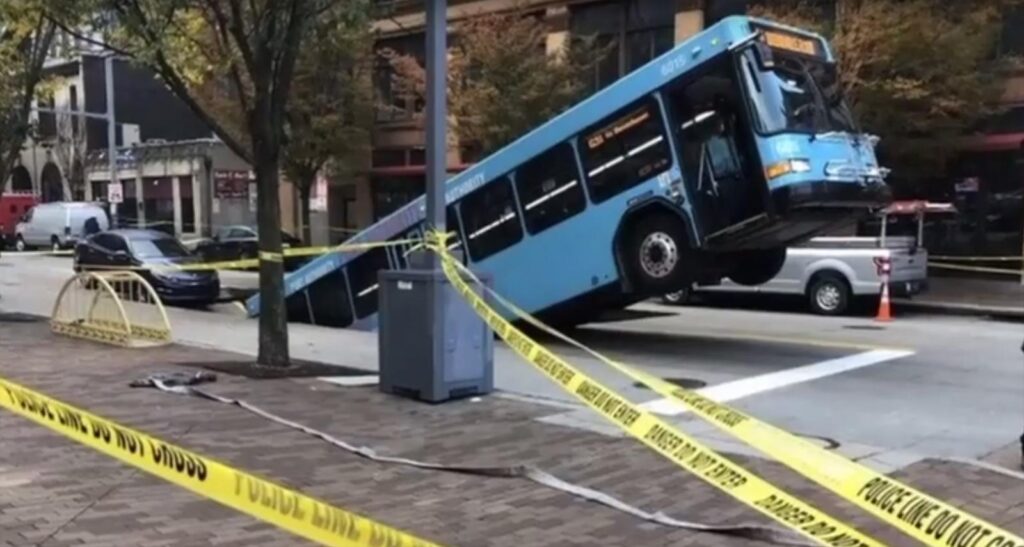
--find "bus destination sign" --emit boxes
[755,26,824,58]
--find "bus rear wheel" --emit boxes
[625,214,691,294]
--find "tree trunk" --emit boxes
[299,178,313,245]
[253,128,290,368]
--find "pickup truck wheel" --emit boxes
[14,236,26,252]
[808,274,850,315]
[50,236,61,253]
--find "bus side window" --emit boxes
[514,143,586,235]
[305,269,354,327]
[346,247,391,319]
[460,176,523,262]
[444,204,466,260]
[580,97,672,204]
[389,222,423,269]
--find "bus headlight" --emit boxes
[764,159,811,180]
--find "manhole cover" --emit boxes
[633,377,707,390]
[0,312,44,323]
[843,325,887,331]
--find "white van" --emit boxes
[14,202,110,252]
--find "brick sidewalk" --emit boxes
[1,320,1022,547]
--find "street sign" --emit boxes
[107,181,124,204]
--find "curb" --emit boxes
[894,298,1024,320]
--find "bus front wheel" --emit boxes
[625,215,692,294]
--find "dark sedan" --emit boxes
[74,229,220,306]
[193,225,307,270]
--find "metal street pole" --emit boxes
[425,0,449,361]
[376,0,493,403]
[105,55,118,226]
[425,0,446,261]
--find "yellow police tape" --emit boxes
[73,238,422,273]
[426,234,1024,547]
[426,240,881,547]
[929,262,1023,276]
[0,376,439,547]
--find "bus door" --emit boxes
[665,54,768,245]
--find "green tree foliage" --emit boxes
[750,0,1021,184]
[385,7,609,159]
[0,0,56,190]
[281,0,374,244]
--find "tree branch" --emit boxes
[45,16,134,58]
[220,0,262,85]
[269,0,305,129]
[110,1,252,161]
[195,6,252,117]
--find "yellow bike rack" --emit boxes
[51,271,173,348]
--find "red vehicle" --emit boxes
[0,192,38,249]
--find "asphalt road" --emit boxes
[2,253,1022,474]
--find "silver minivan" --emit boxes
[14,202,110,252]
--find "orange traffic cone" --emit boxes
[875,274,892,322]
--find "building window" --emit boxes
[375,33,426,122]
[570,0,676,93]
[580,97,672,203]
[999,6,1024,57]
[143,177,175,233]
[371,175,423,221]
[372,149,407,167]
[514,143,586,234]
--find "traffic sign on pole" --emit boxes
[107,181,124,204]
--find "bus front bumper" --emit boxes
[771,180,892,213]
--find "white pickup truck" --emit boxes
[664,201,956,315]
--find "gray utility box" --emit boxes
[378,267,494,403]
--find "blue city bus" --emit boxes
[247,15,890,329]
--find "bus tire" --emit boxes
[625,214,691,294]
[727,247,786,286]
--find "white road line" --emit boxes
[639,349,915,416]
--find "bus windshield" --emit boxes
[741,47,857,135]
